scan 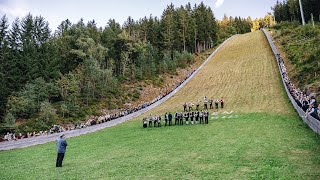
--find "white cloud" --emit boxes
[0,0,29,18]
[214,0,225,8]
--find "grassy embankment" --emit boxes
[271,23,320,99]
[1,31,320,179]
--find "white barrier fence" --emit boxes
[262,29,320,134]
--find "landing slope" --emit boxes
[151,31,292,115]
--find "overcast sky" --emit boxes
[0,0,278,30]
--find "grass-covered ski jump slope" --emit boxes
[1,31,320,179]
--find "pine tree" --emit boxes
[177,6,188,51]
[7,18,24,93]
[186,3,196,53]
[56,19,71,36]
[3,112,16,129]
[8,18,21,51]
[0,15,9,117]
[123,16,135,39]
[34,16,50,47]
[161,4,175,56]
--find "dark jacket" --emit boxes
[56,138,68,153]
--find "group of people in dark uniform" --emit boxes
[142,96,225,128]
[142,110,210,128]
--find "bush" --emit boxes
[132,89,140,100]
[37,101,57,126]
[1,112,16,130]
[6,96,37,118]
[6,78,59,119]
[173,51,194,69]
[274,21,300,30]
[275,22,320,100]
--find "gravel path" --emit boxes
[0,36,236,151]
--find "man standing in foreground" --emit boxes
[56,134,68,167]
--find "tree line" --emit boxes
[272,0,320,23]
[0,2,253,133]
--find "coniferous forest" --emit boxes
[0,2,262,133]
[272,0,320,23]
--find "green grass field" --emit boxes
[1,31,320,179]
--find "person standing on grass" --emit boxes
[168,112,173,126]
[196,100,200,111]
[204,109,209,124]
[204,96,208,110]
[184,112,189,125]
[149,114,153,127]
[215,99,219,109]
[220,97,225,109]
[209,98,213,109]
[142,117,147,128]
[158,115,161,127]
[188,102,193,111]
[190,111,194,125]
[179,112,184,125]
[164,113,168,126]
[195,110,199,124]
[199,110,204,124]
[153,115,158,127]
[175,112,179,125]
[56,134,68,167]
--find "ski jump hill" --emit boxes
[1,30,317,151]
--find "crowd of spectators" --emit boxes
[276,54,319,120]
[2,69,197,142]
[2,125,66,141]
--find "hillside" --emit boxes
[0,3,254,134]
[271,23,320,99]
[1,31,320,179]
[148,30,293,115]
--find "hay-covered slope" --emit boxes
[150,31,292,115]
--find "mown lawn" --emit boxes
[1,113,320,179]
[1,31,320,179]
